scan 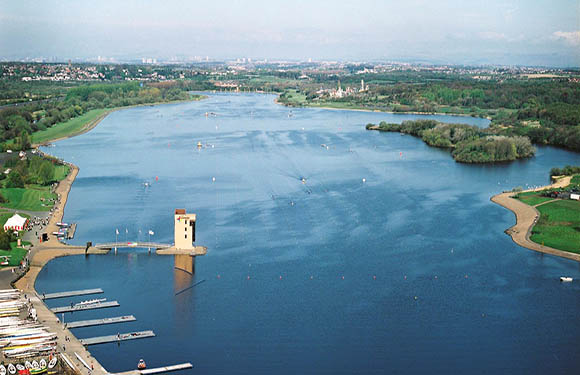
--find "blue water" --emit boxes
[37,94,580,374]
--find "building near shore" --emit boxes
[174,209,196,250]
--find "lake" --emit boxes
[37,93,580,374]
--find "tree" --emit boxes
[0,230,12,250]
[38,163,53,185]
[6,170,24,188]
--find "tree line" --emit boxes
[367,120,535,163]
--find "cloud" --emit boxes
[552,31,580,46]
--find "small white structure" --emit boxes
[174,209,196,250]
[3,214,28,231]
[571,193,579,201]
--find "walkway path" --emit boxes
[491,176,580,262]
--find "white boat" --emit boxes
[39,359,47,369]
[15,365,24,372]
[0,365,6,375]
[24,362,31,369]
[6,364,15,375]
[31,361,39,370]
[560,277,573,282]
[47,357,57,369]
[75,298,106,306]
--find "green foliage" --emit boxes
[369,120,535,163]
[1,81,194,146]
[0,230,12,250]
[6,171,24,188]
[550,165,580,177]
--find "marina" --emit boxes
[66,315,136,329]
[80,330,155,346]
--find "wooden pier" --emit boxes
[80,330,155,346]
[140,363,193,374]
[66,315,136,328]
[41,288,104,300]
[67,223,77,239]
[51,300,120,313]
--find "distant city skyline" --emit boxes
[1,0,579,67]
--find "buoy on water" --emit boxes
[362,178,366,183]
[212,177,216,182]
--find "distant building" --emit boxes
[174,209,196,250]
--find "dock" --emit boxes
[67,223,77,239]
[140,363,193,374]
[80,330,155,346]
[51,300,120,313]
[66,315,136,329]
[41,288,104,300]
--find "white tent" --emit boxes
[3,214,28,231]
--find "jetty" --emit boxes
[115,363,193,375]
[80,330,155,346]
[51,300,120,313]
[140,363,193,374]
[66,315,136,328]
[93,242,172,251]
[41,288,104,300]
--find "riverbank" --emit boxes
[7,162,109,374]
[491,175,580,262]
[32,95,207,147]
[274,96,492,120]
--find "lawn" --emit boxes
[31,108,110,144]
[0,186,56,211]
[53,164,70,181]
[0,241,30,267]
[530,200,580,253]
[514,191,555,206]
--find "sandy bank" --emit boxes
[491,176,580,262]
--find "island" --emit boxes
[366,119,535,163]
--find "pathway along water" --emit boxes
[36,93,580,374]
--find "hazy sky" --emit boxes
[1,0,579,66]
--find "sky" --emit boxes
[0,0,579,67]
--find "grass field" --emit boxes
[53,164,70,181]
[514,191,555,206]
[31,108,110,144]
[530,199,580,253]
[0,241,30,267]
[0,186,56,211]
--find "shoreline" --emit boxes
[490,176,580,262]
[274,97,492,120]
[32,95,207,147]
[12,163,110,374]
[6,94,208,373]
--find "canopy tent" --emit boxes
[3,214,28,231]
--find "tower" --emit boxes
[174,209,196,250]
